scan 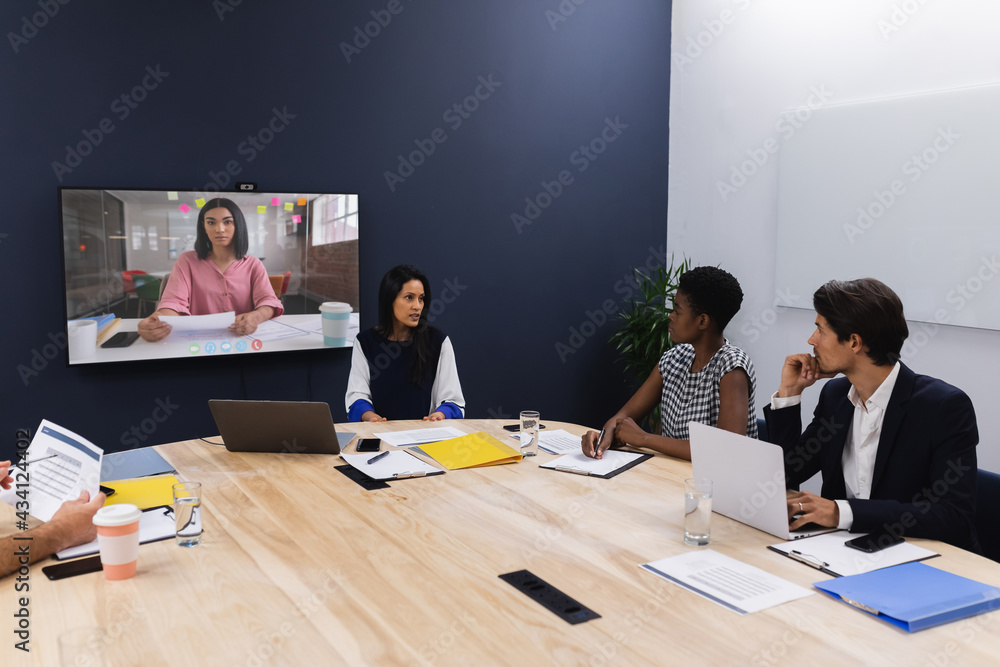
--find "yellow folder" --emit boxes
[418,432,522,470]
[103,474,179,509]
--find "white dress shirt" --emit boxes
[770,362,901,530]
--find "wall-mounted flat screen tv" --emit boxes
[59,188,359,365]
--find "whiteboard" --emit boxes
[775,83,1000,330]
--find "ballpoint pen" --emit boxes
[790,550,829,570]
[17,454,58,467]
[594,428,605,457]
[367,451,390,465]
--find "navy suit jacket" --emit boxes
[764,363,979,552]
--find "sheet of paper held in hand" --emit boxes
[160,312,236,341]
[16,420,103,522]
[641,550,814,614]
[511,429,583,454]
[372,426,468,447]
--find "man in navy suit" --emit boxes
[764,278,979,551]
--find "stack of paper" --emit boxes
[372,426,467,447]
[510,429,583,454]
[418,432,522,470]
[641,550,814,614]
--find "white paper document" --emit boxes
[511,429,583,454]
[56,506,176,560]
[767,531,939,577]
[641,550,814,614]
[540,450,645,477]
[246,319,311,342]
[341,451,443,480]
[372,426,467,447]
[16,420,103,522]
[160,312,235,332]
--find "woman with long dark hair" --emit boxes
[346,265,465,422]
[137,198,283,341]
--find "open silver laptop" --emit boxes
[208,400,352,454]
[689,421,838,540]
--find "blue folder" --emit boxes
[101,447,175,482]
[814,562,1000,632]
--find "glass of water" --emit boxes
[172,482,203,547]
[520,411,540,457]
[684,478,712,546]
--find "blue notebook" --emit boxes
[101,447,175,482]
[814,562,1000,632]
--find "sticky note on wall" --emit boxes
[257,205,267,214]
[167,192,178,200]
[284,202,294,211]
[178,204,190,213]
[298,198,307,206]
[271,197,280,206]
[292,214,301,223]
[195,198,206,208]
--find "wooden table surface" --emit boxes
[3,419,1000,666]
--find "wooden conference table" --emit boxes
[4,419,1000,666]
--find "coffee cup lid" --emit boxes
[319,302,352,313]
[93,503,142,527]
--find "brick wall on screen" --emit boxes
[306,239,359,310]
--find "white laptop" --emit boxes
[689,421,839,541]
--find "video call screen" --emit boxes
[59,188,360,365]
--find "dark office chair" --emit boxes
[132,274,162,318]
[757,417,769,443]
[975,469,1000,563]
[121,269,147,315]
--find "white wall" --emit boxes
[668,0,1000,473]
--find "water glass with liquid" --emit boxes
[684,478,712,546]
[520,411,540,457]
[172,482,203,547]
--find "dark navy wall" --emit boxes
[0,1,671,459]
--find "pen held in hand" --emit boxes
[18,454,59,467]
[594,428,606,457]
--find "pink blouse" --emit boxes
[157,251,284,317]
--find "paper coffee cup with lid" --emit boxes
[92,504,142,580]
[319,302,352,346]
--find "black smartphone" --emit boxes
[502,424,546,432]
[99,484,116,497]
[101,331,140,348]
[42,555,103,580]
[844,531,904,553]
[356,438,380,453]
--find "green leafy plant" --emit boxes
[609,255,692,429]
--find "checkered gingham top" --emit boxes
[658,342,758,440]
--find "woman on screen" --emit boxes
[583,266,758,461]
[136,198,283,342]
[346,265,465,422]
